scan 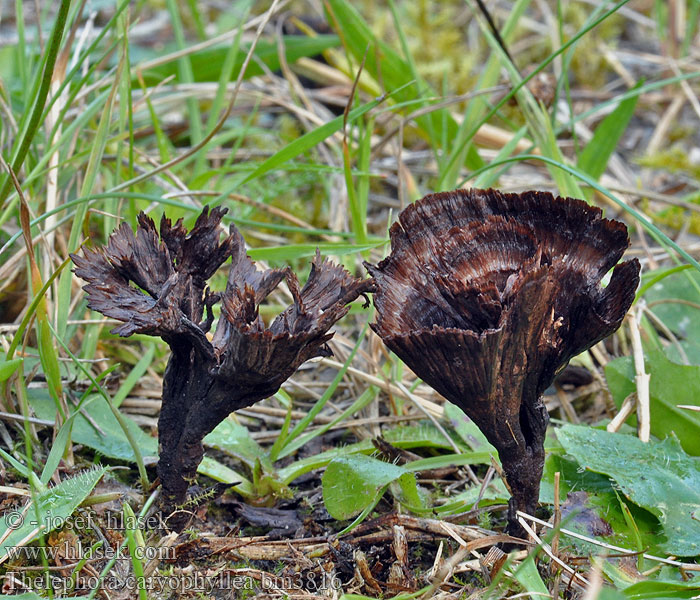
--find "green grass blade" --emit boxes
[279,386,378,460]
[441,0,633,187]
[122,503,148,600]
[166,0,204,175]
[578,80,641,183]
[343,115,370,246]
[238,94,388,187]
[7,258,70,361]
[14,0,27,90]
[86,492,160,600]
[56,56,124,340]
[247,241,385,263]
[0,357,22,382]
[40,413,77,484]
[473,126,530,188]
[276,324,368,460]
[40,1,130,132]
[0,447,32,479]
[473,10,582,198]
[112,344,156,408]
[682,0,700,56]
[203,3,250,157]
[0,0,72,207]
[113,6,135,229]
[268,400,294,462]
[139,35,340,85]
[439,0,532,188]
[46,322,150,493]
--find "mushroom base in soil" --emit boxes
[366,188,640,537]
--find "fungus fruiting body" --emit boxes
[366,188,640,536]
[71,207,373,527]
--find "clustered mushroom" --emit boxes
[365,188,640,535]
[71,207,373,527]
[72,189,639,538]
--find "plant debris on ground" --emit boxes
[0,1,699,599]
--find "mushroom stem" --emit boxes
[157,346,216,519]
[499,395,549,538]
[501,445,547,538]
[157,345,266,527]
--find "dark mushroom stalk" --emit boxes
[71,207,373,527]
[366,189,640,538]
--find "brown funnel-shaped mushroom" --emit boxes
[366,189,640,537]
[71,207,373,528]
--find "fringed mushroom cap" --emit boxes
[366,188,640,453]
[211,229,374,393]
[71,206,374,401]
[71,207,234,339]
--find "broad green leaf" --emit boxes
[618,579,700,599]
[322,454,421,520]
[204,418,273,472]
[643,268,700,343]
[578,81,641,183]
[598,590,628,600]
[382,422,469,451]
[512,552,549,596]
[665,340,700,366]
[140,36,340,84]
[396,471,425,511]
[557,424,700,556]
[444,401,496,452]
[29,389,158,463]
[605,350,700,455]
[0,467,106,563]
[635,264,692,302]
[197,457,253,498]
[0,357,22,382]
[541,454,659,555]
